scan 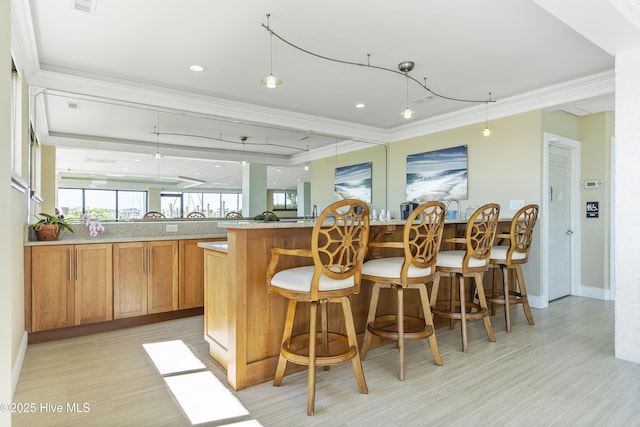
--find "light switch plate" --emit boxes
[509,199,525,210]
[166,224,178,232]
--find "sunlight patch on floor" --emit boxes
[143,339,206,374]
[143,339,259,425]
[164,371,250,425]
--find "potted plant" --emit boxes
[33,213,74,241]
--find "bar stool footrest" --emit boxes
[486,292,528,306]
[432,301,488,321]
[367,314,435,340]
[282,332,358,366]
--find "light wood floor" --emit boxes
[12,296,640,426]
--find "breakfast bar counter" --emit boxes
[200,218,511,390]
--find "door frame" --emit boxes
[541,132,581,307]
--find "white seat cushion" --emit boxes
[271,265,355,292]
[362,257,432,279]
[436,250,487,268]
[490,246,527,262]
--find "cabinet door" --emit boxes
[75,244,113,325]
[31,245,74,331]
[147,240,178,314]
[179,239,220,309]
[113,242,147,319]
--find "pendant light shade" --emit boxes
[261,73,281,89]
[262,14,281,88]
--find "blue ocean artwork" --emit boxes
[406,145,468,202]
[334,162,372,203]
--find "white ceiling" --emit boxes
[12,0,627,191]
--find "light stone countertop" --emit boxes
[217,218,471,229]
[197,241,229,253]
[25,219,228,246]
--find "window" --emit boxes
[272,192,297,210]
[221,193,242,216]
[118,191,147,220]
[58,188,147,220]
[161,193,184,218]
[160,192,242,218]
[184,192,205,216]
[85,189,117,219]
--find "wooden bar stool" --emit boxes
[486,204,538,332]
[360,201,445,380]
[265,199,370,416]
[430,203,500,352]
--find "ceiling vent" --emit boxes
[73,0,95,14]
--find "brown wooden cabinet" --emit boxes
[113,240,178,319]
[179,238,225,309]
[30,243,113,332]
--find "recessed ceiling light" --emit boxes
[355,103,366,109]
[190,65,205,72]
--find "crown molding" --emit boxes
[389,70,615,142]
[10,0,39,78]
[27,68,389,145]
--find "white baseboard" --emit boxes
[12,331,27,397]
[579,285,614,301]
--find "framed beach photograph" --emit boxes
[334,162,372,203]
[406,145,468,202]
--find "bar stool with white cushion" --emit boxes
[486,204,538,332]
[360,201,445,380]
[430,203,500,352]
[266,199,370,416]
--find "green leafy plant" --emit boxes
[254,212,280,222]
[33,212,74,233]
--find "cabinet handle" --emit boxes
[143,246,147,275]
[69,249,73,282]
[75,249,79,281]
[149,246,153,274]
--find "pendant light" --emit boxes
[399,61,415,119]
[483,92,492,136]
[304,145,310,171]
[240,136,247,166]
[261,14,281,89]
[155,112,161,181]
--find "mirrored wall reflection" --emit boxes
[45,90,343,191]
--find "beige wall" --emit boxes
[312,110,544,218]
[3,0,31,419]
[40,145,56,215]
[579,112,614,292]
[1,0,13,421]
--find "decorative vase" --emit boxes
[34,224,61,241]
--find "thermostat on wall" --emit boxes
[583,180,601,189]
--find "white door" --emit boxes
[548,145,573,300]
